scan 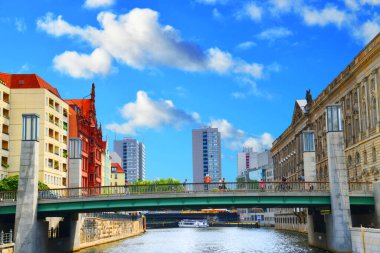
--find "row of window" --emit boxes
[275,216,307,225]
[46,97,68,117]
[347,147,377,167]
[44,174,66,186]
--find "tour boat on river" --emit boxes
[178,219,209,228]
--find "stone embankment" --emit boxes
[74,214,145,251]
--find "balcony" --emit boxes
[63,122,68,131]
[54,102,60,112]
[2,124,9,135]
[62,163,67,172]
[49,98,54,109]
[48,159,53,169]
[54,161,59,170]
[49,113,54,124]
[63,108,68,118]
[63,135,67,145]
[1,157,8,168]
[2,141,9,151]
[54,146,59,156]
[3,93,9,104]
[2,109,9,120]
[62,149,68,158]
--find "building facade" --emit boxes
[0,73,69,188]
[101,140,112,186]
[271,34,380,232]
[66,84,103,188]
[192,127,222,183]
[110,163,125,186]
[113,138,145,182]
[272,34,380,183]
[237,147,257,178]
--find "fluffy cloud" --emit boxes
[84,0,114,8]
[354,19,380,44]
[236,41,256,50]
[106,91,200,134]
[302,6,347,27]
[257,27,292,41]
[37,9,264,79]
[14,18,26,32]
[53,48,112,78]
[210,118,274,151]
[237,2,262,22]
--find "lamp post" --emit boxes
[15,114,43,253]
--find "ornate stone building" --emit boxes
[272,33,380,183]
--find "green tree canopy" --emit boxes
[0,175,49,191]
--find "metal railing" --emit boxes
[0,181,373,202]
[0,230,13,245]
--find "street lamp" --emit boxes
[22,114,39,141]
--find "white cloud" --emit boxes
[196,0,228,5]
[243,2,263,22]
[53,48,112,78]
[360,0,380,5]
[209,118,274,151]
[353,19,380,44]
[84,0,114,8]
[302,6,347,27]
[212,8,222,19]
[18,64,29,73]
[106,91,199,134]
[14,18,26,32]
[345,0,360,10]
[257,27,292,41]
[232,77,273,99]
[37,9,264,79]
[269,0,294,13]
[243,133,274,152]
[236,41,256,50]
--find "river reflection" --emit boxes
[79,227,328,253]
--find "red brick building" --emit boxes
[66,84,103,187]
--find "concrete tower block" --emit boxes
[14,141,41,253]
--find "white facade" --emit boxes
[113,138,146,182]
[237,147,257,177]
[192,128,222,182]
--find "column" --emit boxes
[325,105,352,253]
[69,138,82,196]
[14,114,43,253]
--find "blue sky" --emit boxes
[1,0,379,181]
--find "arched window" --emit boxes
[373,147,377,162]
[348,155,352,167]
[372,98,377,128]
[356,152,361,165]
[362,102,367,131]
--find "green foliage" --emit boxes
[131,178,183,193]
[0,176,49,191]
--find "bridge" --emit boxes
[0,181,374,216]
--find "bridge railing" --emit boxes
[0,181,373,201]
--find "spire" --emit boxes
[91,83,95,101]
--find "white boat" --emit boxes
[178,219,209,228]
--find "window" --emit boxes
[347,155,352,167]
[356,152,361,165]
[364,150,368,164]
[373,147,377,162]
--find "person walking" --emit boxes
[183,179,188,192]
[218,178,223,191]
[124,181,129,195]
[222,178,227,191]
[204,174,212,191]
[259,179,265,192]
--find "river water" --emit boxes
[79,227,328,253]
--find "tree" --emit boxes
[131,178,182,193]
[0,176,49,191]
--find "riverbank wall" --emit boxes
[351,227,380,253]
[46,213,145,252]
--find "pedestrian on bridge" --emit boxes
[124,181,129,195]
[183,179,188,192]
[204,174,212,191]
[260,179,265,192]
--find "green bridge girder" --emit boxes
[0,195,374,216]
